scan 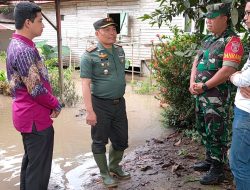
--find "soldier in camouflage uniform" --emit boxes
[189,3,244,185]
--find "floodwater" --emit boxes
[0,72,169,190]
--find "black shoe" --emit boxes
[200,162,225,185]
[193,160,211,172]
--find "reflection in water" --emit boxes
[0,73,168,190]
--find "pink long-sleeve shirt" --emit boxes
[6,33,61,133]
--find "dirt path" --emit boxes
[83,131,235,190]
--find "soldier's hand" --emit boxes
[193,82,204,94]
[86,110,97,126]
[240,87,250,99]
[189,83,198,95]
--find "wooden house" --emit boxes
[37,0,192,74]
[0,0,194,75]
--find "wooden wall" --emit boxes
[37,0,185,69]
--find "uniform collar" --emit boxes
[12,33,35,48]
[97,42,114,55]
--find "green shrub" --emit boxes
[183,129,201,142]
[152,26,204,129]
[0,51,6,62]
[48,66,79,107]
[37,39,79,107]
[133,78,157,95]
[0,70,7,81]
[0,70,10,96]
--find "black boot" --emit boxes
[193,151,212,172]
[200,160,225,185]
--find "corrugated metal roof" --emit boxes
[0,1,54,5]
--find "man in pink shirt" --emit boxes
[6,2,62,190]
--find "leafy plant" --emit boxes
[0,7,14,15]
[36,41,78,107]
[0,51,6,62]
[133,78,157,95]
[152,26,203,128]
[0,71,10,96]
[36,40,70,60]
[48,66,79,107]
[178,148,188,156]
[0,70,7,81]
[183,129,201,142]
[139,0,247,34]
[125,59,131,69]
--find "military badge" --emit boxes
[231,41,240,53]
[99,52,108,59]
[106,17,113,22]
[104,69,109,75]
[223,36,244,64]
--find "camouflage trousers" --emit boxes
[195,95,229,163]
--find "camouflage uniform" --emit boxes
[195,28,243,163]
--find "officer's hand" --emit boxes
[189,82,199,95]
[86,110,97,126]
[240,87,250,99]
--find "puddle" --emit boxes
[0,72,170,189]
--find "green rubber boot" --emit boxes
[93,153,118,188]
[109,146,131,180]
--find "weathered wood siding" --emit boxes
[37,0,184,69]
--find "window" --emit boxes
[108,12,128,35]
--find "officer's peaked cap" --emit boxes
[93,17,118,30]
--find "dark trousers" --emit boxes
[20,125,54,190]
[91,95,128,153]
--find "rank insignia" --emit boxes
[99,52,108,59]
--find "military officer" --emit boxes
[189,3,244,185]
[80,18,130,188]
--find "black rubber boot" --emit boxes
[193,151,212,172]
[200,160,225,185]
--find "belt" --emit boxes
[92,95,122,105]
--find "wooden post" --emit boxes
[55,0,64,102]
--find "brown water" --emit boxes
[0,72,169,190]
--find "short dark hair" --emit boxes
[14,1,41,30]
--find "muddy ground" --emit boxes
[83,131,235,190]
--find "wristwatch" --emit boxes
[202,83,208,91]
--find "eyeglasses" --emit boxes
[244,10,250,17]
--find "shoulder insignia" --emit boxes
[223,36,244,64]
[86,46,97,53]
[114,43,122,48]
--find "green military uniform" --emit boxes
[80,42,128,153]
[80,42,126,99]
[192,2,244,185]
[80,29,130,187]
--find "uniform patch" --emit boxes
[231,41,240,53]
[114,43,122,47]
[86,46,97,53]
[223,36,244,64]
